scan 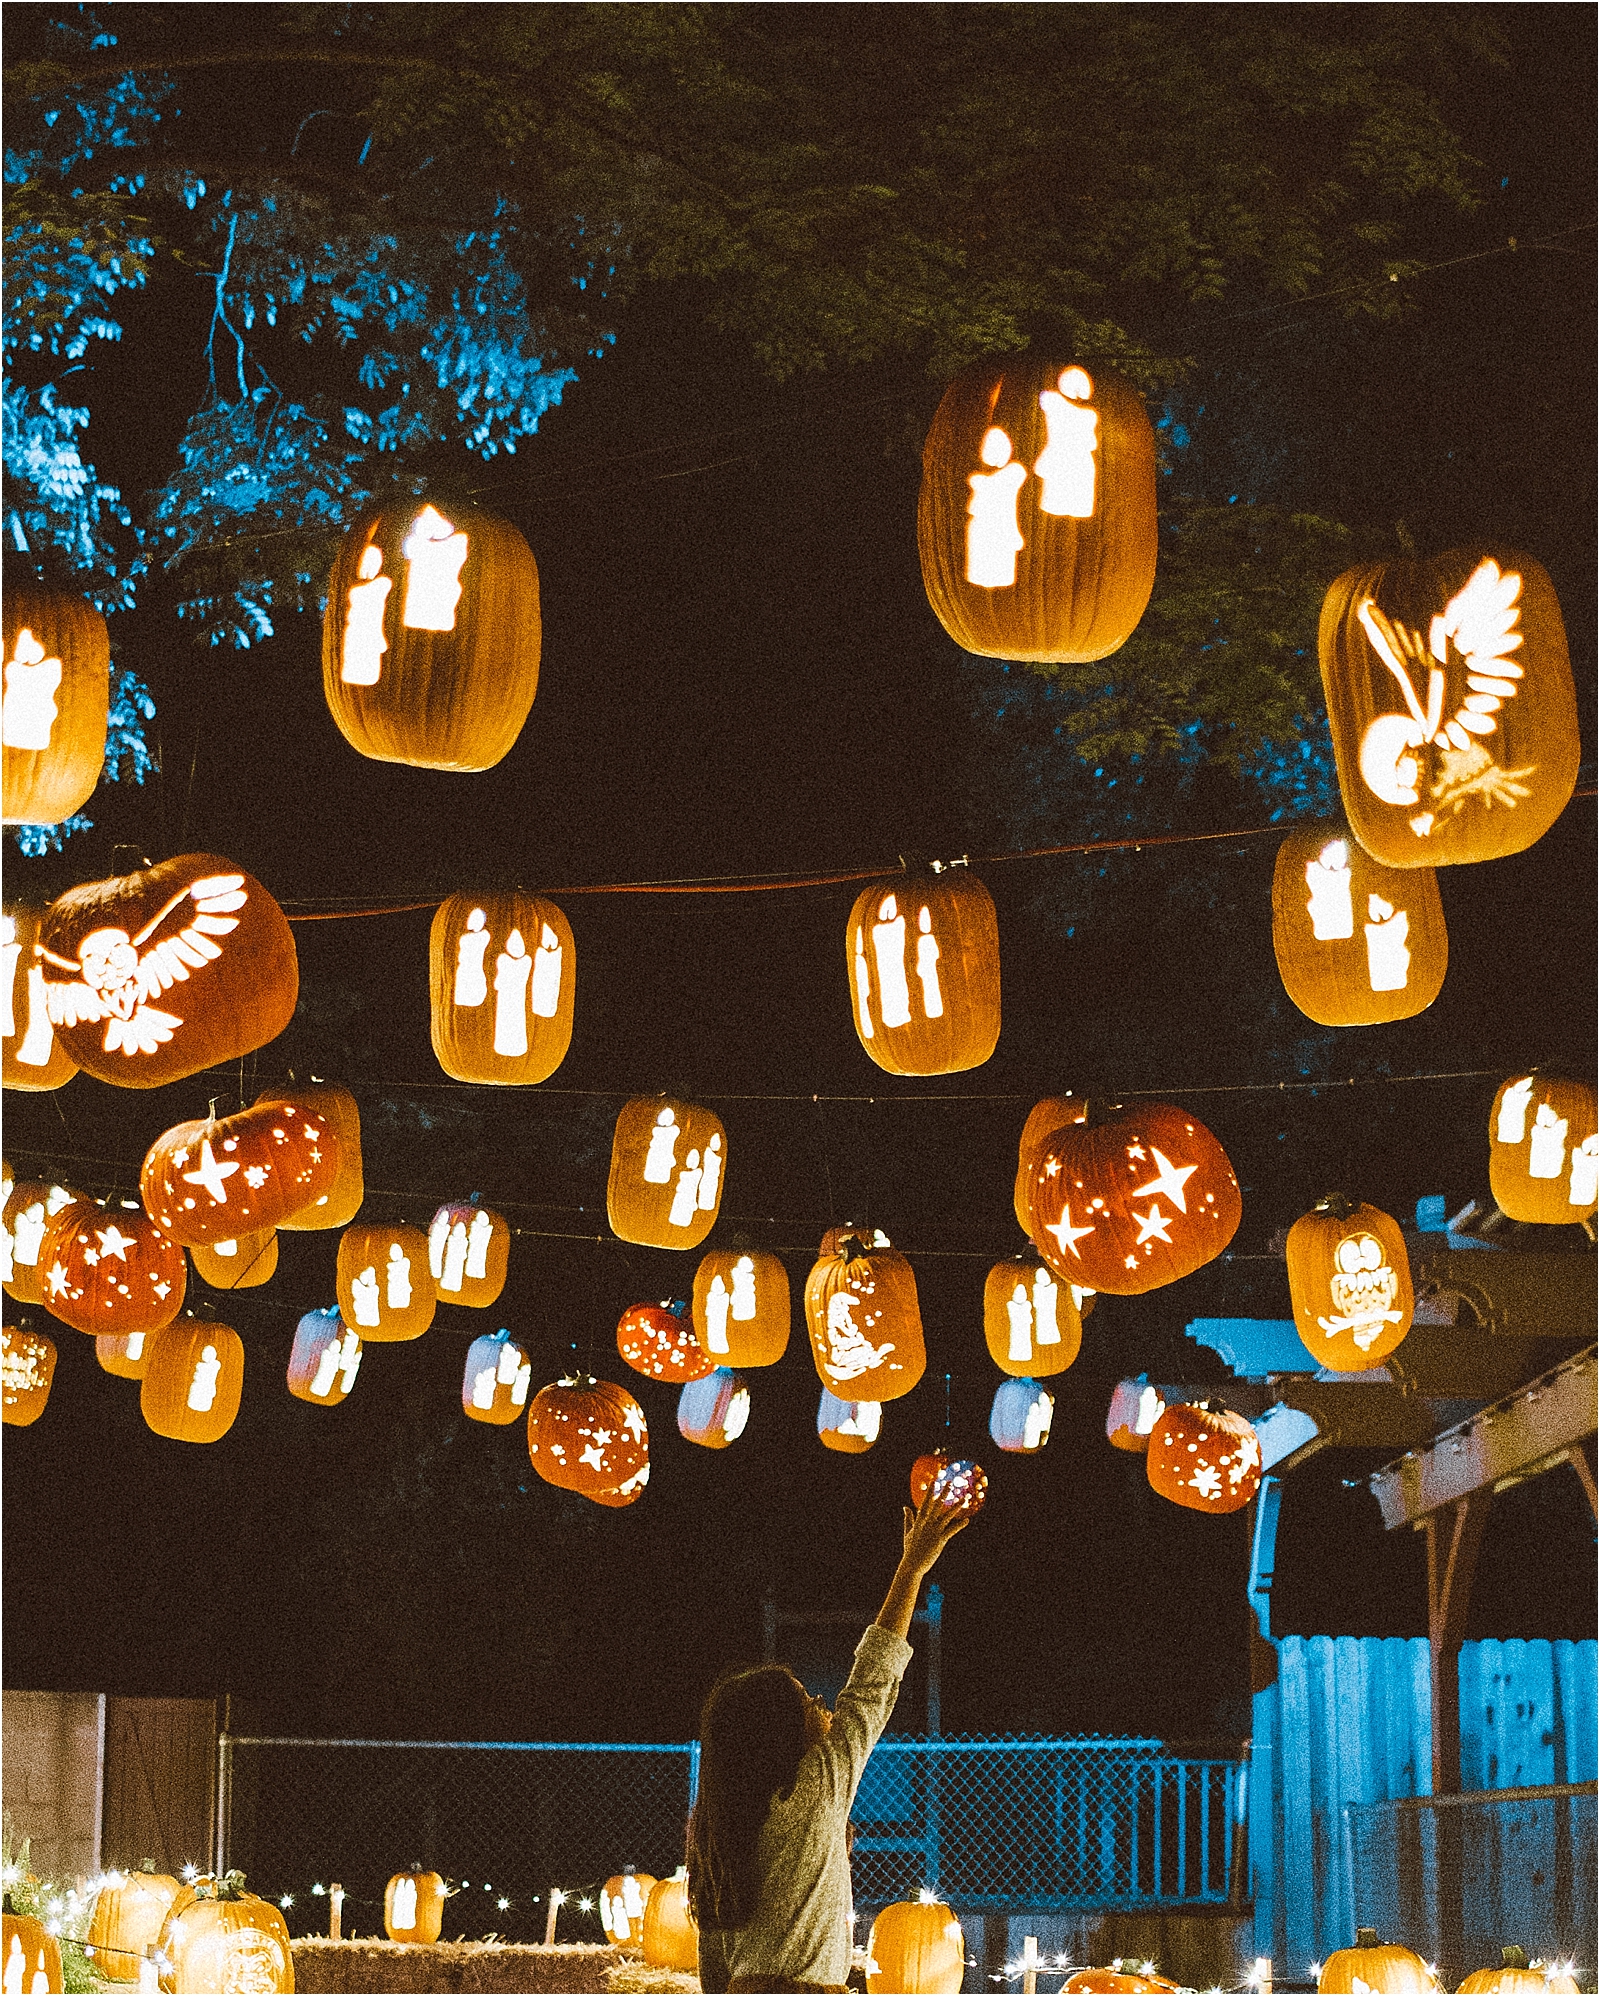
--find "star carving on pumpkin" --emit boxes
[1189,1463,1223,1500]
[96,1224,136,1261]
[579,1442,607,1471]
[1130,1148,1197,1212]
[1044,1203,1095,1258]
[46,1260,70,1297]
[1043,1157,1060,1177]
[244,1166,269,1189]
[621,1404,647,1441]
[182,1139,238,1204]
[1133,1204,1174,1245]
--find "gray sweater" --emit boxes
[697,1622,913,1992]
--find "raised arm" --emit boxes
[874,1486,973,1643]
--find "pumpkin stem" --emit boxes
[1503,1949,1529,1970]
[839,1235,869,1264]
[1356,1929,1381,1946]
[1315,1193,1358,1220]
[140,1858,158,1873]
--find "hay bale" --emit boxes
[291,1937,623,1993]
[602,1966,700,1995]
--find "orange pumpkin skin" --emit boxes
[38,1202,186,1335]
[607,1096,727,1249]
[88,1866,180,1983]
[527,1375,649,1500]
[2,901,79,1090]
[919,357,1157,666]
[818,1389,881,1453]
[430,890,575,1084]
[4,1179,89,1302]
[322,498,540,771]
[1458,1950,1572,1996]
[142,1102,340,1247]
[426,1201,510,1307]
[260,1084,364,1231]
[384,1867,447,1945]
[1319,1930,1436,1993]
[140,1320,244,1444]
[692,1248,790,1367]
[804,1233,926,1403]
[2,1911,64,1994]
[641,1877,698,1973]
[1286,1198,1413,1372]
[1147,1400,1262,1515]
[96,1328,155,1379]
[600,1871,657,1948]
[866,1897,966,1994]
[2,1322,56,1424]
[2,582,110,827]
[158,1887,293,1994]
[1013,1095,1084,1232]
[909,1450,988,1513]
[1319,546,1578,869]
[336,1223,436,1340]
[617,1299,715,1383]
[1106,1376,1165,1454]
[287,1306,363,1408]
[1062,1972,1181,1996]
[983,1258,1081,1377]
[1489,1071,1599,1224]
[190,1228,279,1292]
[37,853,297,1088]
[1025,1103,1241,1295]
[1271,822,1448,1026]
[461,1329,533,1425]
[846,871,1001,1076]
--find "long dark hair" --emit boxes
[685,1664,810,1930]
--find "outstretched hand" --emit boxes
[900,1484,975,1575]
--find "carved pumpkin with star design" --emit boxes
[527,1374,650,1503]
[1146,1399,1262,1514]
[141,1102,340,1247]
[38,1201,186,1335]
[1024,1102,1240,1295]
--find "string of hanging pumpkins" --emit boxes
[4,352,1591,1525]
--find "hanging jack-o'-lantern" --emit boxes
[430,890,575,1084]
[2,902,78,1090]
[38,1200,185,1335]
[1319,546,1578,869]
[983,1257,1081,1377]
[1147,1400,1262,1514]
[140,1318,245,1443]
[1024,1102,1241,1295]
[617,1298,714,1383]
[692,1246,790,1367]
[142,1100,340,1247]
[1106,1375,1166,1453]
[608,1096,727,1249]
[462,1329,532,1424]
[1271,822,1448,1026]
[288,1306,363,1407]
[919,357,1157,666]
[1013,1095,1084,1231]
[259,1083,364,1230]
[2,583,110,828]
[190,1227,278,1292]
[804,1230,926,1403]
[846,869,1001,1075]
[337,1222,436,1339]
[2,1912,63,1995]
[87,1863,181,1984]
[527,1374,650,1502]
[909,1450,988,1512]
[384,1867,447,1946]
[1,1322,56,1424]
[427,1200,509,1307]
[641,1876,697,1972]
[677,1366,750,1448]
[600,1871,657,1949]
[1317,1929,1436,1994]
[1489,1072,1599,1224]
[37,853,298,1088]
[818,1389,881,1453]
[96,1328,155,1379]
[1286,1197,1414,1372]
[3,1178,88,1302]
[990,1377,1054,1454]
[322,499,541,771]
[866,1896,966,1995]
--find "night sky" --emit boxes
[3,5,1595,1749]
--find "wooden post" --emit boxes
[1425,1489,1491,1795]
[1566,1442,1598,1517]
[544,1889,561,1946]
[329,1884,343,1941]
[1255,1959,1273,1995]
[1021,1935,1038,1995]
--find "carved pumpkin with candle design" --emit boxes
[804,1230,925,1403]
[817,1388,881,1453]
[1106,1375,1166,1453]
[1271,821,1448,1026]
[190,1227,278,1292]
[600,1871,657,1949]
[2,1912,63,1995]
[990,1376,1055,1454]
[140,1319,245,1444]
[2,582,110,828]
[96,1329,154,1380]
[462,1329,532,1425]
[38,1201,185,1335]
[1286,1197,1413,1372]
[607,1097,726,1249]
[384,1867,447,1946]
[430,890,575,1084]
[427,1200,509,1307]
[337,1222,436,1340]
[142,1101,339,1247]
[1,1322,56,1424]
[692,1246,790,1367]
[983,1257,1080,1377]
[2,901,78,1091]
[677,1366,750,1448]
[846,870,1001,1075]
[866,1896,966,1995]
[1488,1071,1598,1224]
[288,1306,363,1408]
[1147,1400,1262,1515]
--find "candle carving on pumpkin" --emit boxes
[288,1307,363,1406]
[817,1389,881,1452]
[2,908,78,1088]
[1489,1073,1599,1223]
[847,870,1000,1076]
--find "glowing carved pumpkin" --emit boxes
[37,854,297,1088]
[692,1246,790,1366]
[2,583,109,827]
[804,1231,926,1403]
[527,1374,650,1503]
[1286,1197,1414,1372]
[2,902,78,1090]
[1106,1375,1166,1453]
[427,1200,509,1307]
[1459,1952,1579,1997]
[1318,1929,1436,1993]
[142,1101,340,1247]
[1271,821,1448,1026]
[384,1867,446,1946]
[919,357,1157,665]
[259,1083,364,1230]
[38,1200,185,1335]
[608,1096,726,1249]
[909,1451,988,1513]
[866,1896,966,1995]
[288,1306,363,1407]
[3,1179,88,1303]
[97,1329,155,1380]
[600,1871,657,1949]
[337,1223,436,1340]
[1025,1102,1241,1295]
[641,1876,697,1973]
[462,1329,532,1425]
[677,1366,750,1448]
[157,1872,292,1995]
[430,890,574,1084]
[2,1912,63,1995]
[1061,1968,1181,1995]
[1319,546,1578,868]
[1,1322,56,1424]
[617,1298,714,1383]
[190,1228,278,1292]
[1489,1072,1599,1224]
[984,1257,1080,1377]
[140,1319,245,1444]
[990,1376,1054,1454]
[322,499,541,770]
[847,870,1000,1075]
[1147,1400,1262,1515]
[818,1389,881,1453]
[87,1863,180,1984]
[1013,1094,1084,1232]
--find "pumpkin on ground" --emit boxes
[1319,545,1578,868]
[140,1319,245,1444]
[1271,821,1448,1026]
[918,356,1158,665]
[990,1376,1054,1454]
[908,1451,988,1513]
[87,1863,180,1984]
[3,1179,88,1303]
[37,853,297,1088]
[1106,1376,1166,1453]
[430,890,574,1084]
[2,1911,63,1995]
[336,1223,436,1340]
[527,1375,649,1503]
[462,1329,532,1424]
[1147,1400,1262,1515]
[384,1866,447,1945]
[427,1200,510,1307]
[817,1389,881,1453]
[322,498,541,770]
[1013,1094,1084,1232]
[38,1202,185,1336]
[1286,1197,1414,1372]
[607,1096,726,1249]
[1489,1071,1599,1224]
[1317,1929,1436,1993]
[155,1870,292,1995]
[2,582,110,828]
[692,1247,790,1367]
[641,1875,697,1972]
[1458,1949,1577,1996]
[600,1871,657,1949]
[983,1257,1080,1377]
[1061,1968,1181,1995]
[846,869,1001,1075]
[287,1307,363,1408]
[677,1367,750,1448]
[141,1101,339,1247]
[1,1322,56,1425]
[259,1083,364,1230]
[2,902,79,1090]
[617,1298,714,1383]
[190,1228,278,1292]
[866,1896,966,1994]
[804,1230,925,1403]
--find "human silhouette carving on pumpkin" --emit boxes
[401,505,469,630]
[341,544,392,684]
[1304,840,1356,940]
[966,426,1028,587]
[1,628,63,749]
[1033,367,1098,518]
